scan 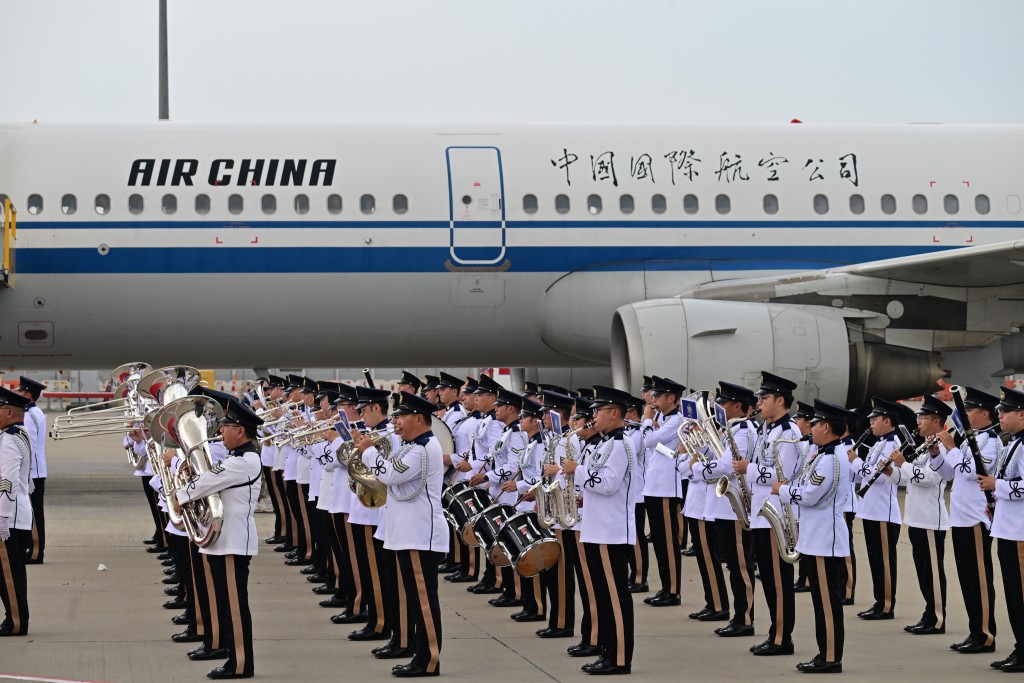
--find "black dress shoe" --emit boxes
[909,624,944,635]
[162,574,181,584]
[646,594,681,607]
[681,546,697,557]
[447,573,476,583]
[568,643,603,657]
[750,639,770,653]
[510,610,527,620]
[320,596,347,608]
[163,597,187,609]
[697,609,730,622]
[157,551,174,560]
[715,623,755,637]
[392,662,439,677]
[284,557,313,566]
[146,545,167,554]
[957,640,996,654]
[265,535,286,545]
[582,657,608,673]
[992,652,1018,669]
[488,595,521,607]
[584,658,630,675]
[161,558,176,567]
[437,560,459,573]
[307,573,328,583]
[856,606,880,618]
[172,629,203,643]
[513,613,546,623]
[627,582,649,593]
[689,607,711,620]
[753,641,795,656]
[312,585,335,595]
[374,644,414,659]
[537,627,574,638]
[171,613,192,625]
[904,621,925,632]
[349,626,390,641]
[164,586,183,596]
[793,583,811,593]
[1003,659,1024,673]
[860,610,894,621]
[163,567,177,576]
[144,536,159,545]
[331,610,368,624]
[471,584,502,594]
[840,598,854,606]
[207,666,253,679]
[643,590,666,605]
[796,658,842,673]
[300,565,319,575]
[188,645,229,661]
[274,544,296,553]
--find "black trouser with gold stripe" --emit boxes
[168,534,189,600]
[715,518,755,626]
[998,538,1024,652]
[583,542,633,667]
[563,529,600,647]
[140,475,166,548]
[328,512,353,602]
[397,549,443,673]
[808,555,845,664]
[752,528,795,645]
[273,471,294,546]
[544,529,575,631]
[861,519,899,614]
[27,477,44,562]
[285,480,313,561]
[520,571,546,617]
[383,547,410,648]
[262,466,285,540]
[190,543,218,647]
[840,512,856,602]
[689,517,728,613]
[340,515,363,616]
[645,496,682,597]
[627,503,648,585]
[952,524,996,646]
[0,529,29,635]
[908,526,946,629]
[207,554,254,677]
[458,533,479,580]
[350,523,388,635]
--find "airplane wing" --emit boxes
[833,239,1024,287]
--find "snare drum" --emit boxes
[449,488,493,546]
[472,503,516,567]
[441,481,472,526]
[496,511,563,577]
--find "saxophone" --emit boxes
[756,436,802,564]
[714,418,753,530]
[557,427,582,527]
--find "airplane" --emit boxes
[0,120,1022,405]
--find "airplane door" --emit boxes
[446,146,506,266]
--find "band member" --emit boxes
[438,372,469,578]
[357,391,448,678]
[979,387,1024,672]
[397,371,423,397]
[327,385,364,621]
[14,377,46,565]
[130,423,166,551]
[445,376,481,583]
[0,387,32,636]
[853,397,905,620]
[173,397,262,679]
[701,382,757,634]
[885,395,950,635]
[465,375,505,595]
[564,386,636,675]
[280,375,311,562]
[839,411,863,606]
[774,400,851,674]
[624,391,649,593]
[930,387,1000,653]
[792,401,816,593]
[289,377,319,567]
[256,375,289,547]
[641,376,686,606]
[311,383,342,599]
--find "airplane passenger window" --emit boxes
[587,195,603,215]
[849,194,865,215]
[523,194,538,214]
[683,194,698,215]
[393,194,409,214]
[228,194,243,215]
[261,194,276,215]
[295,194,310,215]
[61,194,77,215]
[555,194,570,214]
[94,194,111,215]
[763,194,779,215]
[651,194,666,214]
[944,194,959,215]
[620,194,634,214]
[161,194,177,215]
[195,194,211,215]
[360,194,375,215]
[128,194,143,215]
[715,194,730,215]
[327,194,343,214]
[975,194,990,215]
[880,194,897,215]
[912,194,927,215]
[813,194,829,215]
[27,194,43,215]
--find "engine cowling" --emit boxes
[610,298,945,405]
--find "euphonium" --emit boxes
[714,417,753,531]
[756,437,802,564]
[144,409,185,531]
[348,430,391,508]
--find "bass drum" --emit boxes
[496,511,562,577]
[441,481,472,527]
[472,503,516,567]
[432,415,459,486]
[449,487,493,546]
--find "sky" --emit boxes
[0,0,1021,125]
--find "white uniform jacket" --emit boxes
[893,443,949,531]
[24,404,47,479]
[642,409,683,498]
[853,432,903,524]
[778,440,850,557]
[449,410,479,483]
[579,429,636,545]
[746,418,802,531]
[484,421,528,505]
[700,419,755,521]
[0,424,33,530]
[930,426,1000,529]
[990,431,1024,542]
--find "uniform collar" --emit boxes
[446,401,463,411]
[405,431,433,447]
[369,418,389,431]
[585,434,603,445]
[504,419,521,431]
[529,432,544,444]
[470,410,482,418]
[485,410,496,418]
[3,423,24,433]
[664,407,680,417]
[230,440,255,457]
[818,438,841,454]
[602,427,626,440]
[766,415,791,430]
[879,431,897,442]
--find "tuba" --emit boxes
[144,409,185,531]
[151,394,225,548]
[756,437,802,564]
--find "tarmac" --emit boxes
[0,416,1016,682]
